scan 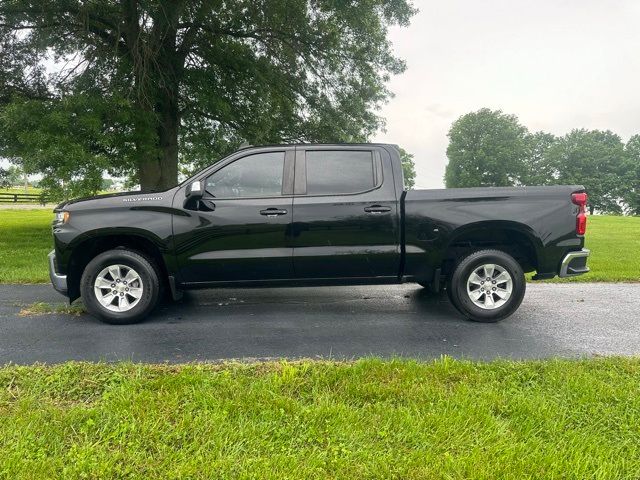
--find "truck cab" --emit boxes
[173,144,403,285]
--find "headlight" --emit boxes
[55,211,70,224]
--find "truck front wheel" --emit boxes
[447,249,525,323]
[80,249,161,325]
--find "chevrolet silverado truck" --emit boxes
[49,144,590,325]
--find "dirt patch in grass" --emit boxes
[18,301,85,317]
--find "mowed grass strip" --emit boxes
[575,214,640,282]
[0,209,638,283]
[0,187,43,194]
[1,358,640,479]
[531,214,640,283]
[0,209,53,283]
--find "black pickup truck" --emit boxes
[49,144,590,324]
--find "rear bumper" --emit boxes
[48,250,68,296]
[558,248,590,278]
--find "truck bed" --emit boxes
[402,185,586,281]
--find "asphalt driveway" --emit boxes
[0,283,638,364]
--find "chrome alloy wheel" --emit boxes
[93,264,143,312]
[466,263,513,310]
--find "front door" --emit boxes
[173,148,295,284]
[291,147,401,279]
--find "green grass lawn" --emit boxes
[0,186,43,194]
[584,215,640,281]
[0,209,638,283]
[533,214,640,283]
[0,210,54,283]
[1,358,639,479]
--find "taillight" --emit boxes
[571,192,588,235]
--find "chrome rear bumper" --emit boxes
[48,250,68,295]
[559,248,590,278]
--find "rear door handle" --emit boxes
[260,208,288,217]
[364,205,391,214]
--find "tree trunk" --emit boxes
[132,0,184,192]
[137,100,179,192]
[120,0,185,192]
[589,205,595,215]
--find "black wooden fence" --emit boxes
[0,192,48,204]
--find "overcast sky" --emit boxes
[4,1,639,187]
[373,0,640,188]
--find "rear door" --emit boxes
[291,146,401,279]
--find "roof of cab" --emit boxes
[236,142,399,151]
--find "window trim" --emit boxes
[294,148,383,197]
[201,150,292,200]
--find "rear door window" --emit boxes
[305,150,375,195]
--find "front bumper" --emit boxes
[48,250,68,295]
[558,248,590,278]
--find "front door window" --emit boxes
[206,152,284,198]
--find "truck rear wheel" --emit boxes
[447,249,525,323]
[80,249,161,325]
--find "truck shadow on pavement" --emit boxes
[156,285,467,325]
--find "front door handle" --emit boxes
[260,208,288,217]
[364,205,391,214]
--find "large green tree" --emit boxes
[444,108,529,188]
[0,0,416,195]
[546,129,627,214]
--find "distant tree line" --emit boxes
[444,108,639,215]
[0,165,23,188]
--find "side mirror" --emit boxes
[183,180,204,209]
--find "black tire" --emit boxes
[80,249,161,325]
[446,249,525,323]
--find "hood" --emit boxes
[54,190,173,211]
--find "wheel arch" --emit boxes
[441,221,542,276]
[65,231,170,302]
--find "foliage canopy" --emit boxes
[0,0,416,197]
[444,108,528,188]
